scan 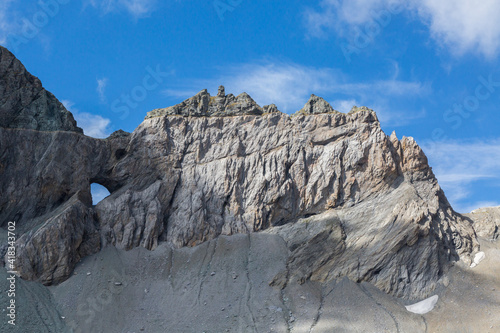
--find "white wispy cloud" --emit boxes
[332,99,359,113]
[87,0,155,18]
[215,62,338,112]
[97,77,109,103]
[305,0,500,57]
[304,0,401,38]
[416,0,500,57]
[75,112,112,138]
[0,0,64,53]
[121,0,155,17]
[163,60,429,120]
[0,0,16,45]
[422,139,500,213]
[62,100,112,138]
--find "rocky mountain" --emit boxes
[1,45,496,332]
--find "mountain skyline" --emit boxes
[1,0,500,212]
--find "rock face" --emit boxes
[13,191,100,284]
[0,46,81,133]
[0,47,479,300]
[465,206,500,240]
[349,105,373,114]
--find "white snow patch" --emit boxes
[405,295,439,315]
[470,251,486,268]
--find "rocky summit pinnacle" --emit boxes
[217,85,225,97]
[296,94,338,115]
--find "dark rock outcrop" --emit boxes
[263,103,280,114]
[296,94,338,115]
[0,46,82,133]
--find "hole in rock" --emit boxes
[115,148,126,159]
[90,183,111,205]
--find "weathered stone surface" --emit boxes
[263,103,280,114]
[9,191,100,285]
[268,211,347,287]
[96,180,168,251]
[91,108,475,298]
[267,177,476,299]
[0,46,82,133]
[465,206,500,240]
[349,105,373,114]
[0,46,478,299]
[0,127,112,231]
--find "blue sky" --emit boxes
[1,0,500,212]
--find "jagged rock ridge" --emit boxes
[146,85,280,118]
[0,46,479,300]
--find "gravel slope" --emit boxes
[48,233,425,333]
[1,231,498,332]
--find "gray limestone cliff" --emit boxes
[0,47,480,299]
